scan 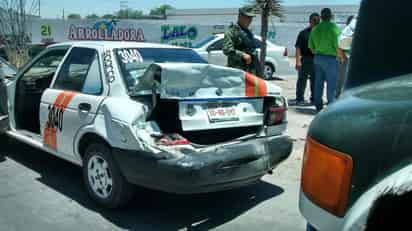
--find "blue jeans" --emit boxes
[314,55,339,110]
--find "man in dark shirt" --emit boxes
[295,13,320,105]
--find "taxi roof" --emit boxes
[48,41,187,50]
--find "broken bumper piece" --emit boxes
[112,135,293,194]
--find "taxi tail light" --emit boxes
[301,137,353,217]
[265,106,286,126]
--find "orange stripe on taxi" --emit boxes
[245,72,268,97]
[44,91,77,150]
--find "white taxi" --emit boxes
[0,41,292,208]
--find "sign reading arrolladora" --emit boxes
[68,20,145,41]
[30,19,148,44]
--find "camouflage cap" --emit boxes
[239,6,256,17]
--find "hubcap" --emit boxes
[87,155,113,199]
[264,65,273,79]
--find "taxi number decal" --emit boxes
[47,104,64,132]
[44,92,77,150]
[117,49,143,64]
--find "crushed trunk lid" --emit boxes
[133,63,283,143]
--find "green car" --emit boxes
[300,0,411,230]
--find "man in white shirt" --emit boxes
[337,16,357,97]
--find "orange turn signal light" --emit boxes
[301,137,353,217]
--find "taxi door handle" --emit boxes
[78,103,91,112]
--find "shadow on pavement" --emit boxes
[292,107,317,116]
[287,100,318,116]
[0,136,284,231]
[271,76,287,81]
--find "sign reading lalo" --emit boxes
[68,20,145,42]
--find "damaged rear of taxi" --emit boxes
[107,62,293,194]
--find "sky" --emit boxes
[39,0,361,19]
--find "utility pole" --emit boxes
[62,8,65,20]
[260,0,271,73]
[38,0,41,17]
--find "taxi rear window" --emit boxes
[115,48,207,91]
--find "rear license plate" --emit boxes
[207,104,239,123]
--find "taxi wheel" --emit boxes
[83,142,135,208]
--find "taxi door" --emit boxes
[39,47,107,158]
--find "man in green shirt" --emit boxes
[309,8,344,112]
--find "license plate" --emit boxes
[207,104,239,123]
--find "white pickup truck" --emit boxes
[0,41,292,208]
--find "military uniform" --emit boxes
[223,7,262,77]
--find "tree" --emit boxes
[249,0,283,72]
[86,14,99,19]
[116,8,143,19]
[0,0,39,67]
[149,4,174,18]
[102,14,116,19]
[67,13,81,19]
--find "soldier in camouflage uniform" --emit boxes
[223,6,263,77]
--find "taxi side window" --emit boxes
[54,47,102,95]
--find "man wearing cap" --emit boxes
[223,6,263,77]
[309,8,344,112]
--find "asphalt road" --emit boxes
[0,75,316,231]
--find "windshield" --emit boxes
[192,35,217,48]
[115,48,207,92]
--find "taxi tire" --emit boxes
[83,142,135,208]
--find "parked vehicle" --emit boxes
[0,56,17,78]
[0,41,292,208]
[300,0,412,230]
[193,34,292,79]
[0,57,16,131]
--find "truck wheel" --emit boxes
[83,142,135,208]
[365,191,411,231]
